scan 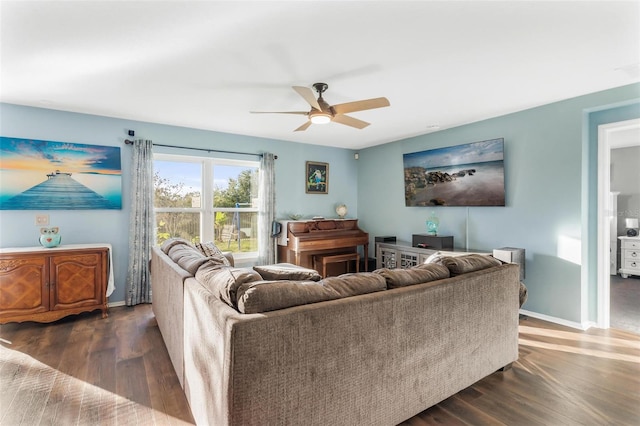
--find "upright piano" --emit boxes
[277,219,369,271]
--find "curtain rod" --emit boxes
[124,139,276,159]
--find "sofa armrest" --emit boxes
[151,246,191,388]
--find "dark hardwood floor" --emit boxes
[0,305,193,425]
[1,305,639,425]
[610,274,640,335]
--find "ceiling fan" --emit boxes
[251,82,390,131]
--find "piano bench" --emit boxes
[314,252,360,278]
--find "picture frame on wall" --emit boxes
[0,136,123,210]
[305,161,328,194]
[403,138,505,207]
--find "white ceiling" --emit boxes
[1,1,639,150]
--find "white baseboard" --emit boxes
[519,309,593,331]
[108,300,126,308]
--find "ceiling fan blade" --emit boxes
[250,111,309,115]
[332,114,370,129]
[331,97,390,115]
[294,121,312,132]
[292,86,322,111]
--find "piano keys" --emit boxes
[277,219,369,272]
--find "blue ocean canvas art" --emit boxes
[0,137,122,210]
[403,138,505,207]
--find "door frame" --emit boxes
[597,118,640,328]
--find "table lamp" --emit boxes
[625,218,639,237]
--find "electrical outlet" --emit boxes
[35,214,49,226]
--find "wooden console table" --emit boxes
[0,244,113,324]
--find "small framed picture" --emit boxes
[305,161,329,194]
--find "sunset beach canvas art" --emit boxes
[0,137,122,210]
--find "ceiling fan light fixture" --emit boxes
[310,112,331,124]
[251,83,389,131]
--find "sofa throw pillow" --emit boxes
[236,280,341,314]
[167,244,209,276]
[373,263,450,289]
[442,254,502,276]
[195,241,231,266]
[519,281,528,308]
[424,251,446,265]
[253,263,322,281]
[196,264,262,308]
[160,237,193,254]
[321,272,387,297]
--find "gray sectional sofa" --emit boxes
[151,238,522,426]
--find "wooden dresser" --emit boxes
[0,245,110,323]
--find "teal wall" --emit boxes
[358,83,640,325]
[0,103,358,303]
[2,82,639,323]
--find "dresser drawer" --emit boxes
[622,240,640,249]
[623,259,640,271]
[623,250,639,260]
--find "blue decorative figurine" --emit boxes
[426,212,439,236]
[39,227,61,248]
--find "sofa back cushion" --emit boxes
[321,272,387,297]
[442,254,502,276]
[216,269,391,314]
[196,264,263,307]
[253,263,322,281]
[374,263,450,289]
[236,280,341,314]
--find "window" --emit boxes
[153,153,260,259]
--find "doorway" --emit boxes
[597,118,640,330]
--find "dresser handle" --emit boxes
[632,262,637,268]
[632,252,638,257]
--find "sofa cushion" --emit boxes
[196,264,263,307]
[374,263,450,289]
[236,280,341,314]
[253,263,322,281]
[442,254,502,276]
[321,272,387,297]
[167,244,209,275]
[160,237,193,254]
[195,241,231,266]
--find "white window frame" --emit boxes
[154,153,260,262]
